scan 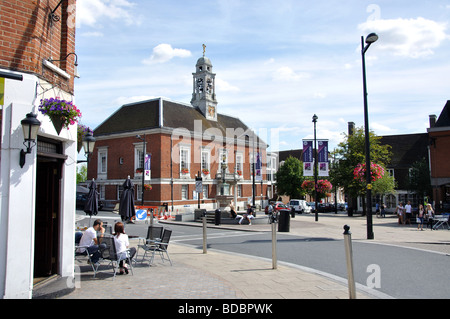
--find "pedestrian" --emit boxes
[425,203,435,230]
[404,201,412,225]
[380,202,386,218]
[77,219,106,265]
[375,202,380,218]
[417,204,424,230]
[114,222,136,275]
[396,202,405,225]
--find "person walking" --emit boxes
[396,202,405,225]
[417,204,424,230]
[425,204,435,230]
[404,201,412,225]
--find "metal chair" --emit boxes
[148,229,173,266]
[137,225,164,265]
[74,231,100,277]
[100,236,134,279]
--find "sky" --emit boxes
[73,0,450,153]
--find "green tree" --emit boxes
[330,127,394,212]
[407,157,432,203]
[77,165,87,184]
[275,156,306,199]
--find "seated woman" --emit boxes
[114,222,137,275]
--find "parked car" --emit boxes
[76,187,104,211]
[265,201,290,214]
[289,199,312,214]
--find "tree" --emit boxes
[330,127,394,213]
[407,157,432,203]
[77,165,87,184]
[275,156,306,199]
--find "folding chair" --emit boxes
[136,225,164,265]
[148,229,173,266]
[100,236,134,279]
[74,231,100,277]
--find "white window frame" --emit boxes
[180,147,190,175]
[181,185,189,200]
[98,148,108,178]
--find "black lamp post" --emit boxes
[20,113,41,168]
[312,114,319,222]
[361,32,378,240]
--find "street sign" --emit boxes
[195,176,202,193]
[136,209,147,221]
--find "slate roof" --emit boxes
[434,100,450,128]
[94,98,260,143]
[379,133,429,169]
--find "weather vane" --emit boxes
[202,44,206,57]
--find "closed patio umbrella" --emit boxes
[119,177,136,223]
[84,179,99,226]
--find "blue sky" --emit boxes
[74,0,450,152]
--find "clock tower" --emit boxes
[191,45,218,121]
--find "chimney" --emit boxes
[348,122,355,136]
[429,115,437,128]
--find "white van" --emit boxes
[289,199,312,214]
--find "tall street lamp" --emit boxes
[312,114,319,222]
[361,32,378,240]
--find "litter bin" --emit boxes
[215,208,221,225]
[278,210,290,232]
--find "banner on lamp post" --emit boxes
[318,140,329,177]
[302,140,313,177]
[144,153,151,181]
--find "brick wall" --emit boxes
[88,132,269,207]
[0,0,76,93]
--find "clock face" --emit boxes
[208,105,215,117]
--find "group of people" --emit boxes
[229,204,256,225]
[395,201,435,230]
[77,219,136,275]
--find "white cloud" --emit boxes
[76,0,136,28]
[142,44,192,65]
[359,17,448,58]
[215,78,240,93]
[272,67,310,82]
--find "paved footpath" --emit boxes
[36,212,449,300]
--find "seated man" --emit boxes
[77,219,106,264]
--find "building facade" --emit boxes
[0,0,78,298]
[88,55,269,213]
[428,101,450,211]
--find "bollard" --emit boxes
[343,225,357,299]
[202,216,207,254]
[271,213,277,269]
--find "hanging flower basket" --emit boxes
[38,97,82,135]
[353,162,385,183]
[301,179,333,200]
[144,184,152,191]
[77,124,93,153]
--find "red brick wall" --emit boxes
[0,0,76,93]
[429,131,450,179]
[88,132,269,207]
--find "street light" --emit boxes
[19,113,41,168]
[312,114,319,222]
[361,32,378,240]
